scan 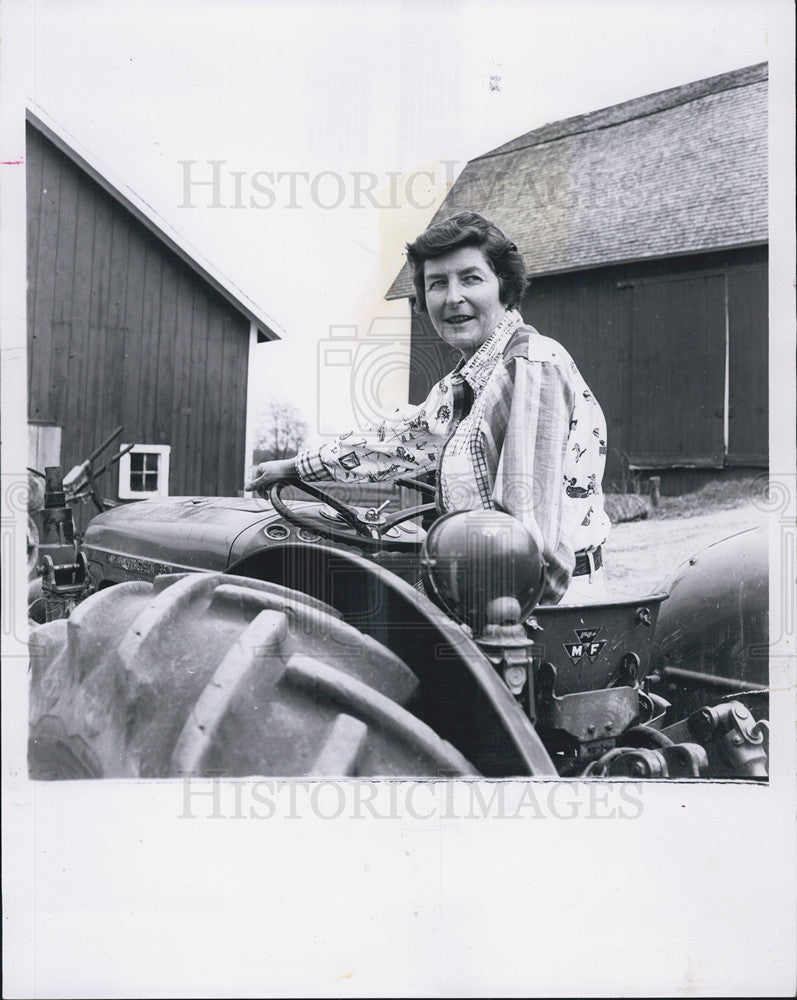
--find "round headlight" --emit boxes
[420,510,546,632]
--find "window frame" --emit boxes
[118,443,171,500]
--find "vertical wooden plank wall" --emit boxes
[26,125,252,516]
[627,273,727,467]
[525,250,768,488]
[727,262,768,465]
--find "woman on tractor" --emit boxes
[246,212,610,605]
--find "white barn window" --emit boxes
[118,444,171,500]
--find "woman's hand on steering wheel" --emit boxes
[245,458,299,496]
[247,458,388,538]
[246,460,438,548]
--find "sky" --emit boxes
[17,0,783,440]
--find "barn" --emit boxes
[26,105,282,529]
[386,63,768,494]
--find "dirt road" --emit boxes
[603,501,767,598]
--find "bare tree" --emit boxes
[253,398,308,462]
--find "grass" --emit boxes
[652,474,766,519]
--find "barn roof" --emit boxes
[26,105,284,341]
[386,63,768,299]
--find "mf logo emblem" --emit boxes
[563,627,607,664]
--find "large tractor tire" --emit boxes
[28,572,478,780]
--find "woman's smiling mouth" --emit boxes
[445,314,475,326]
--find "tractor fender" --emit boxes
[648,525,768,718]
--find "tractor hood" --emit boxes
[81,494,426,587]
[83,496,282,579]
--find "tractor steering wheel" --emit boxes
[268,478,438,548]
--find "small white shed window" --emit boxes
[118,444,171,500]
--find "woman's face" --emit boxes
[423,246,507,358]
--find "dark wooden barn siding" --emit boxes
[726,261,768,465]
[27,125,250,520]
[624,271,727,469]
[408,246,767,492]
[524,248,768,487]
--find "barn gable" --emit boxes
[26,110,281,518]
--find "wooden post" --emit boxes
[649,476,661,507]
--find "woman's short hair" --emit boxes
[405,211,529,314]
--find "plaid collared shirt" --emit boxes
[296,310,609,603]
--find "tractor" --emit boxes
[27,462,769,781]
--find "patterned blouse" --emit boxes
[296,310,610,603]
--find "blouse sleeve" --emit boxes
[296,381,452,484]
[492,355,575,589]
